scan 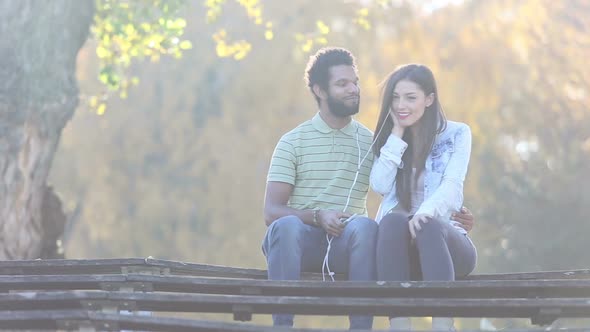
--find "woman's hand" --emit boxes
[408,213,431,239]
[389,107,405,138]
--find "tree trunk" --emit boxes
[0,1,94,259]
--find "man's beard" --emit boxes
[327,94,360,118]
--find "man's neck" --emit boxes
[318,106,351,130]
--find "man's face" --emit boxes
[325,65,360,117]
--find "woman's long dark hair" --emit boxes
[372,64,447,211]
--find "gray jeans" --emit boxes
[262,215,378,329]
[377,212,477,282]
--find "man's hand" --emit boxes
[318,210,350,237]
[451,206,474,232]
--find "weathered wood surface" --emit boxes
[0,310,581,332]
[1,290,590,320]
[0,259,589,328]
[0,309,353,331]
[2,274,590,299]
[1,258,589,281]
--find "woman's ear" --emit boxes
[425,93,435,107]
[313,84,327,100]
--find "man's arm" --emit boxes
[263,181,314,226]
[263,181,349,236]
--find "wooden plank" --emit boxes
[3,274,590,303]
[0,258,270,279]
[0,291,107,311]
[466,270,590,281]
[126,275,590,299]
[0,258,273,279]
[1,291,590,319]
[144,258,271,279]
[140,258,590,281]
[3,275,590,299]
[0,310,90,330]
[0,258,147,276]
[0,275,126,292]
[0,310,343,331]
[1,258,589,280]
[0,310,580,332]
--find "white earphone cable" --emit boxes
[321,116,390,282]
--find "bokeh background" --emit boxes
[45,0,589,329]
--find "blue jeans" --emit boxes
[377,212,477,282]
[377,212,477,320]
[262,215,377,329]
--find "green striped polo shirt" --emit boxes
[267,113,374,215]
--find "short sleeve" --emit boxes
[267,138,297,185]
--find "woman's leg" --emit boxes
[414,218,476,280]
[414,218,477,331]
[377,212,413,330]
[447,227,477,278]
[377,212,413,280]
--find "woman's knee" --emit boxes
[378,213,411,245]
[415,217,445,238]
[379,212,410,232]
[455,244,477,277]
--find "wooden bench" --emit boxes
[1,257,589,280]
[0,258,589,331]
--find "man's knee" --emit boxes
[266,215,306,242]
[347,216,378,240]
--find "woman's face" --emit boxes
[390,79,434,129]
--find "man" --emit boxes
[262,47,474,329]
[262,47,375,329]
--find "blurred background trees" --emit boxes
[54,0,590,271]
[0,0,94,260]
[5,0,588,329]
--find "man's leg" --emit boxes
[261,215,325,326]
[328,216,378,330]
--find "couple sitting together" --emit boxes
[262,47,476,331]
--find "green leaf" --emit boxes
[179,40,192,49]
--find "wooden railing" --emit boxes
[0,258,589,331]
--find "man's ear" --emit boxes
[425,93,435,107]
[312,84,327,100]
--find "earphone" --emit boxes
[321,114,391,281]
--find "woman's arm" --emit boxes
[416,124,472,218]
[370,134,408,195]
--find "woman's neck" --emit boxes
[409,124,421,143]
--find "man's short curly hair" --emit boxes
[304,47,357,104]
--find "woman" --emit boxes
[370,64,476,331]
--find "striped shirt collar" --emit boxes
[312,112,357,137]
